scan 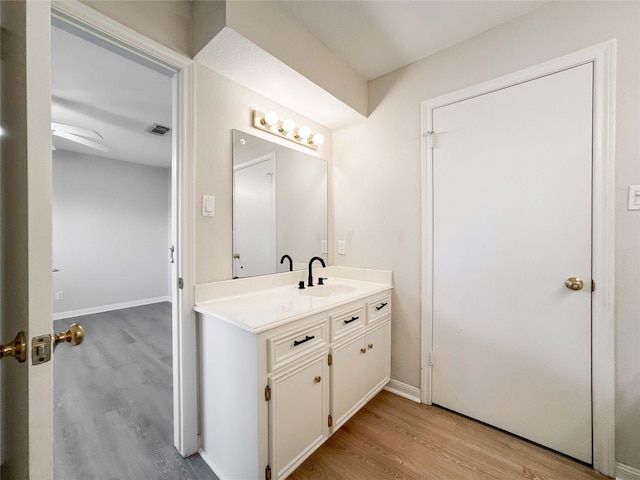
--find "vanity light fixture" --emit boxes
[252,110,325,150]
[261,111,279,127]
[296,126,311,140]
[310,133,325,146]
[280,118,296,134]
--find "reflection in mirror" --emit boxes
[232,130,328,278]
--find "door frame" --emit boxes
[51,0,198,457]
[420,41,616,476]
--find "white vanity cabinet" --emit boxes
[265,316,330,479]
[330,294,391,431]
[197,279,392,480]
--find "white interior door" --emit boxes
[233,153,276,278]
[431,63,593,463]
[1,1,54,478]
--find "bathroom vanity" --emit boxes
[195,267,392,480]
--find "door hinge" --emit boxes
[265,465,272,480]
[328,353,332,366]
[425,130,435,149]
[265,385,271,401]
[178,277,184,289]
[328,414,333,427]
[429,351,434,367]
[592,280,596,292]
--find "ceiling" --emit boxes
[50,1,548,162]
[278,0,547,80]
[51,21,173,168]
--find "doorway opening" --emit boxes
[49,11,204,478]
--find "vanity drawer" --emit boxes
[367,293,392,325]
[267,316,329,372]
[330,303,366,342]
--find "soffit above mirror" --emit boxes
[195,27,366,130]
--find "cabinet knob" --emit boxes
[368,343,374,350]
[314,376,322,384]
[360,348,366,354]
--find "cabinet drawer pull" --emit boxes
[343,316,359,325]
[368,343,374,350]
[293,335,315,347]
[375,302,388,311]
[314,376,322,384]
[360,348,366,354]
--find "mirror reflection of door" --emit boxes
[233,152,277,278]
[232,130,328,277]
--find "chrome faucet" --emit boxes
[307,256,326,287]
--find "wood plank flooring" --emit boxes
[54,304,611,480]
[53,302,217,480]
[290,391,611,480]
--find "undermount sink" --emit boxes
[299,284,356,297]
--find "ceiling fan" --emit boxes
[51,122,110,152]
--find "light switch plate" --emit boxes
[202,195,215,216]
[628,185,640,211]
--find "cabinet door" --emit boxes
[269,353,329,479]
[364,322,391,400]
[330,333,366,430]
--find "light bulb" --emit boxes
[262,111,278,126]
[310,133,325,146]
[280,119,295,133]
[297,126,311,139]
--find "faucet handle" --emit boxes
[298,281,305,290]
[318,277,327,285]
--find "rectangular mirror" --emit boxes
[232,129,328,278]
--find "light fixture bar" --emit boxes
[252,110,324,150]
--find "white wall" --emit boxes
[52,150,171,316]
[194,63,333,284]
[332,0,640,470]
[80,0,193,57]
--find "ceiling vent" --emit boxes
[148,124,170,136]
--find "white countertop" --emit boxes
[195,276,392,334]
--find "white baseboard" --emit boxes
[53,296,172,320]
[384,378,422,403]
[618,463,640,480]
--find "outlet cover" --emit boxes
[338,240,346,255]
[55,291,64,301]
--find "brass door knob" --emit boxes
[314,376,321,384]
[0,331,26,363]
[54,324,84,347]
[565,277,584,291]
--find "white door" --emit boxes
[431,63,593,463]
[1,1,54,478]
[233,153,276,278]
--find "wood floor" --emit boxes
[53,302,217,480]
[54,303,609,480]
[290,391,610,480]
